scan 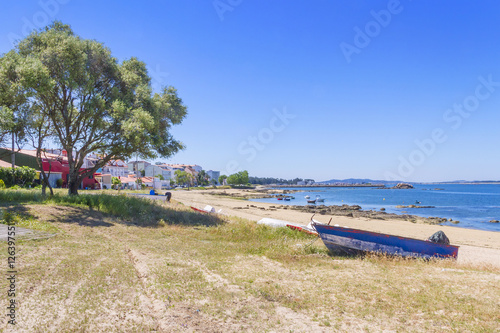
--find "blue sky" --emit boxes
[1,0,499,182]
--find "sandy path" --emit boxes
[170,189,500,268]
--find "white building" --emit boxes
[162,164,202,173]
[206,170,220,184]
[145,164,174,180]
[102,160,128,177]
[128,161,151,174]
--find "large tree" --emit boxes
[196,170,209,186]
[0,22,187,195]
[174,170,193,187]
[227,170,249,186]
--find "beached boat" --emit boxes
[312,222,459,259]
[315,195,325,202]
[286,224,318,236]
[257,218,318,236]
[191,205,219,214]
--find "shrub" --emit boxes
[56,178,63,188]
[0,179,5,189]
[0,166,37,187]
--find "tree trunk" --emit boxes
[67,170,80,195]
[40,173,54,197]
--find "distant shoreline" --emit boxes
[268,182,500,188]
[268,184,386,188]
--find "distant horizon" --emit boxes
[2,145,498,184]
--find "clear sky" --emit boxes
[1,0,499,182]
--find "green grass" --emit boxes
[0,188,223,227]
[0,209,60,233]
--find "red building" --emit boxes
[0,148,100,189]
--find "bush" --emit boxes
[103,185,107,189]
[0,166,37,187]
[56,178,63,188]
[0,179,5,189]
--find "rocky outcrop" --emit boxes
[279,204,457,226]
[489,219,499,223]
[426,230,450,245]
[391,183,414,189]
[396,205,435,209]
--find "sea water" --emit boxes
[250,184,500,232]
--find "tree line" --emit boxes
[248,177,311,185]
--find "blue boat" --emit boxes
[312,222,459,259]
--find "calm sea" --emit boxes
[251,184,500,232]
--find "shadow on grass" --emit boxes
[4,205,114,228]
[0,189,225,228]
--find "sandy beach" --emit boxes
[171,188,500,268]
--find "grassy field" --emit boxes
[0,189,499,332]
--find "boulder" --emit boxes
[391,183,414,189]
[427,230,450,245]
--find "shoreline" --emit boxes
[170,188,500,268]
[199,187,497,231]
[250,187,500,232]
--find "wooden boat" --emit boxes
[191,206,210,213]
[277,197,283,200]
[315,195,325,202]
[257,218,318,236]
[312,221,459,259]
[191,205,219,214]
[307,199,316,204]
[286,224,318,236]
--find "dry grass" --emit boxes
[0,194,498,332]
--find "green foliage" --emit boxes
[0,189,223,227]
[111,176,121,189]
[218,174,227,185]
[249,176,305,185]
[196,170,209,186]
[0,22,187,195]
[175,170,193,186]
[0,166,37,187]
[227,170,249,185]
[56,178,63,188]
[0,179,5,189]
